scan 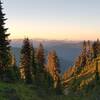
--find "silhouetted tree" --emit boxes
[0,1,11,80]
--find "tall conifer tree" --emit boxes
[20,38,32,84]
[0,0,11,80]
[35,43,45,85]
[30,44,37,82]
[81,40,87,67]
[47,50,61,93]
[92,39,100,58]
[35,43,45,72]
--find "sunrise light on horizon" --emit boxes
[2,0,100,40]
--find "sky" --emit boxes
[2,0,100,40]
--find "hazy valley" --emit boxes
[11,39,82,72]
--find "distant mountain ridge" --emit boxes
[10,39,82,47]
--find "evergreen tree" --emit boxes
[47,50,62,94]
[87,40,91,54]
[81,40,87,67]
[74,40,93,74]
[92,39,100,58]
[74,41,88,74]
[30,44,37,82]
[35,43,45,72]
[35,43,45,85]
[0,0,11,80]
[86,40,92,64]
[20,38,32,84]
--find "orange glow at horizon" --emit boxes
[3,0,100,41]
[7,20,100,41]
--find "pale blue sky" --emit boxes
[2,0,100,40]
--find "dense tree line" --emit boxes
[67,39,100,93]
[0,1,61,93]
[19,38,62,93]
[74,40,100,75]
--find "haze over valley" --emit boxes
[11,39,82,72]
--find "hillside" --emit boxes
[63,57,98,86]
[62,40,100,99]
